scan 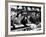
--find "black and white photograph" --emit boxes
[8,2,44,35]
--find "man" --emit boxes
[21,16,28,27]
[11,10,17,30]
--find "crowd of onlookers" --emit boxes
[11,6,41,30]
